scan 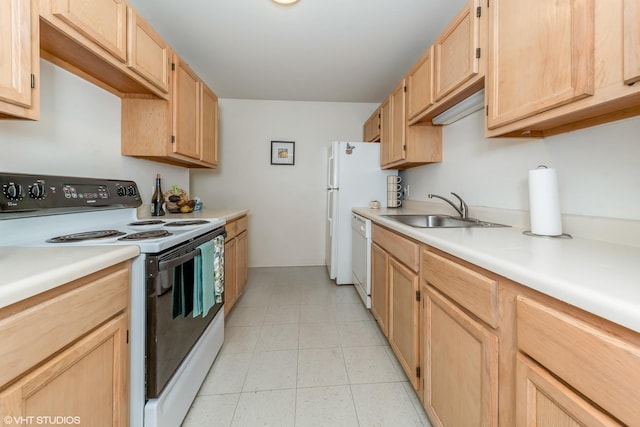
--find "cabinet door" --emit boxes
[223,237,237,316]
[389,81,406,164]
[173,58,201,160]
[0,0,38,119]
[624,0,640,85]
[127,7,169,93]
[200,83,219,166]
[0,314,129,427]
[379,98,392,167]
[236,230,248,296]
[407,47,434,121]
[487,0,594,129]
[388,257,420,390]
[370,242,389,336]
[423,286,498,427]
[433,0,480,102]
[515,354,620,427]
[363,108,381,142]
[51,0,127,62]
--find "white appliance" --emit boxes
[0,173,226,427]
[325,141,397,285]
[351,213,372,308]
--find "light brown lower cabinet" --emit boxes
[0,262,131,426]
[371,224,421,391]
[515,354,619,426]
[388,257,420,391]
[236,229,248,296]
[516,295,640,426]
[370,242,389,336]
[223,237,237,315]
[422,285,499,427]
[223,215,249,316]
[367,224,640,427]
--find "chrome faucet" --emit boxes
[428,192,469,219]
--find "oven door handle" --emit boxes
[158,248,201,273]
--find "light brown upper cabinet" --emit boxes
[127,7,170,94]
[50,0,127,61]
[486,0,640,137]
[122,54,218,168]
[406,47,434,121]
[409,0,486,125]
[624,0,640,85]
[173,56,218,166]
[363,107,381,142]
[433,0,482,102]
[379,98,392,166]
[381,80,442,170]
[487,0,595,131]
[40,0,169,99]
[172,58,201,160]
[200,83,219,166]
[389,81,406,165]
[0,0,39,120]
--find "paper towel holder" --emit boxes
[526,164,572,239]
[522,230,572,239]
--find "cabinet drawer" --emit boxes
[0,263,129,387]
[517,296,640,426]
[372,224,419,271]
[236,215,248,233]
[421,250,497,328]
[225,220,238,240]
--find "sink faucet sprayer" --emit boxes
[427,192,469,219]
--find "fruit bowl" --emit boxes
[166,199,196,214]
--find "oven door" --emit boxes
[145,227,225,399]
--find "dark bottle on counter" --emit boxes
[151,173,165,216]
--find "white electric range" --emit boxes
[0,172,226,427]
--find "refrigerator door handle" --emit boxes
[327,189,334,237]
[327,145,337,189]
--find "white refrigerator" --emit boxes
[325,141,397,284]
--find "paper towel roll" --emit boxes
[528,166,563,236]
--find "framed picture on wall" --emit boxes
[270,141,295,165]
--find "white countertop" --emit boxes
[0,208,249,310]
[137,206,249,223]
[353,206,640,333]
[0,246,140,310]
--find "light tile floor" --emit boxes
[182,266,432,427]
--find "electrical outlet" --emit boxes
[404,185,410,198]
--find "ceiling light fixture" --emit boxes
[272,0,300,5]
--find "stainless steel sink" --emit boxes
[381,214,508,228]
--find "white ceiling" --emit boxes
[127,0,468,103]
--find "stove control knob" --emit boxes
[127,185,137,197]
[29,182,46,199]
[3,183,24,201]
[116,186,126,197]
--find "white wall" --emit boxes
[0,60,189,202]
[191,99,377,267]
[402,111,640,221]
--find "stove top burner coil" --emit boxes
[118,230,173,241]
[164,220,210,227]
[128,220,166,226]
[47,230,127,243]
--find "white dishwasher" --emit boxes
[351,213,372,308]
